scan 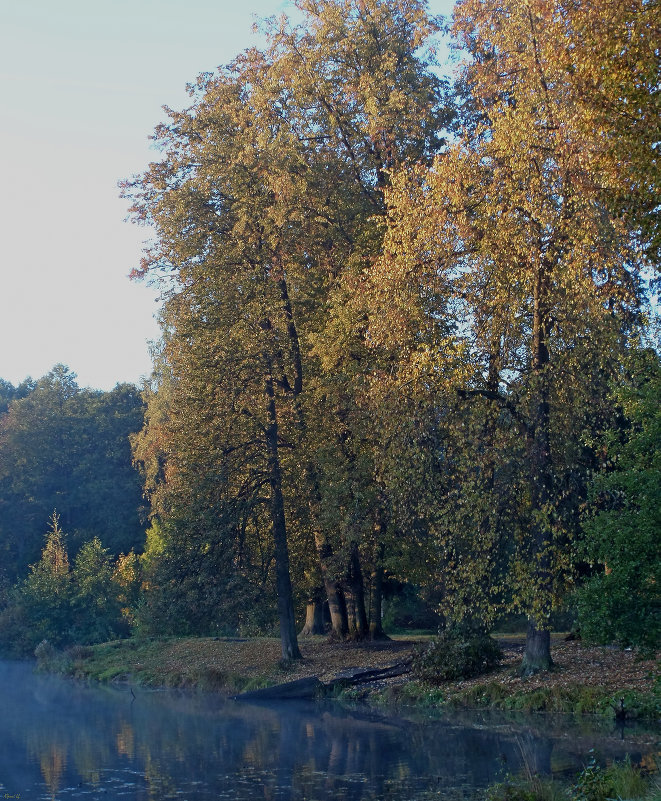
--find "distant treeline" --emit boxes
[0,365,145,579]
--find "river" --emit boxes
[0,660,657,800]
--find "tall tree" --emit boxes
[368,0,651,671]
[125,0,451,647]
[125,68,308,659]
[252,0,453,637]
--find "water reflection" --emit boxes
[0,661,657,800]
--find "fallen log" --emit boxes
[325,662,411,692]
[234,661,411,702]
[234,676,324,701]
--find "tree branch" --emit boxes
[456,387,529,435]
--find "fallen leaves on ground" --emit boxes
[95,635,658,704]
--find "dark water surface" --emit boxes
[0,660,658,800]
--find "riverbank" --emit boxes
[38,634,659,719]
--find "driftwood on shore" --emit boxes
[234,662,411,702]
[234,676,325,701]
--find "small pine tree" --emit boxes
[21,511,72,646]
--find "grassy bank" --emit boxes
[35,635,416,694]
[34,634,660,719]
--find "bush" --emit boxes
[412,622,502,682]
[34,638,57,665]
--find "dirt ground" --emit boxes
[146,634,658,697]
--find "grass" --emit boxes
[32,633,660,721]
[486,756,661,801]
[35,636,274,693]
[447,681,660,718]
[367,676,660,720]
[34,633,415,695]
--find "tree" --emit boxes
[576,348,661,651]
[124,0,452,649]
[368,0,651,671]
[20,511,71,647]
[0,366,145,579]
[561,0,661,262]
[126,63,309,658]
[69,537,126,644]
[259,0,452,639]
[0,377,33,415]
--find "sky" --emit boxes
[1,0,456,391]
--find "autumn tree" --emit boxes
[249,0,452,638]
[561,0,661,262]
[125,0,451,647]
[127,91,306,656]
[369,0,652,672]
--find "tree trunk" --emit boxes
[521,620,553,675]
[300,587,326,636]
[313,529,349,638]
[368,561,389,640]
[276,277,349,640]
[369,517,389,640]
[521,259,554,673]
[263,362,301,662]
[345,542,369,639]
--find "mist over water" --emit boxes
[0,661,657,800]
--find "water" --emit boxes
[0,661,657,800]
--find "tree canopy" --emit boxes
[0,366,146,581]
[367,0,654,671]
[1,0,658,665]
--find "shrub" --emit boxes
[34,639,57,664]
[412,622,502,682]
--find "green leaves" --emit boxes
[576,350,661,651]
[0,368,145,579]
[6,516,131,652]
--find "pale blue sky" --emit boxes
[0,0,456,390]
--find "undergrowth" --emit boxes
[367,677,658,720]
[450,681,660,719]
[486,755,660,801]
